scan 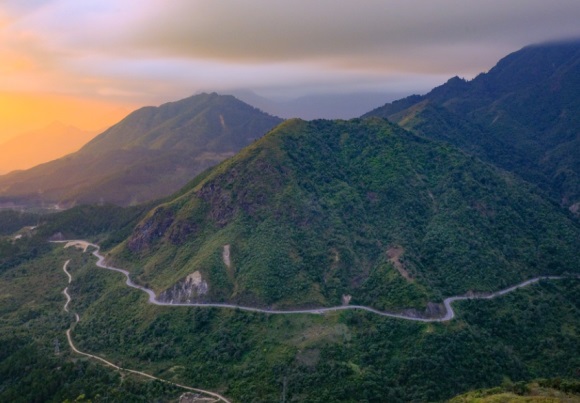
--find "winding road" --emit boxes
[62,259,72,313]
[60,243,231,403]
[56,239,578,402]
[59,240,578,323]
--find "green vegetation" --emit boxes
[65,248,580,402]
[112,118,579,310]
[37,203,151,249]
[0,236,50,272]
[0,203,148,275]
[0,93,282,207]
[2,240,578,402]
[0,241,184,402]
[0,210,39,235]
[365,40,580,212]
[1,41,579,403]
[448,379,580,402]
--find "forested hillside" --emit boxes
[2,239,578,402]
[365,40,580,213]
[110,118,580,311]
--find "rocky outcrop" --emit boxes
[48,232,66,241]
[158,271,209,303]
[127,207,174,253]
[222,244,231,268]
[167,221,197,245]
[341,294,352,305]
[197,182,236,227]
[197,159,287,227]
[424,302,445,318]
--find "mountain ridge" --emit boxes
[364,40,580,211]
[0,93,282,208]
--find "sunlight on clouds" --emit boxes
[123,0,580,69]
[0,0,578,141]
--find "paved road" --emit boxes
[58,240,579,323]
[59,252,231,403]
[62,259,72,312]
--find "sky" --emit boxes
[1,0,580,142]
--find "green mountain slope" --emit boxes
[0,93,282,208]
[364,40,580,212]
[41,246,580,402]
[0,242,186,402]
[448,380,580,403]
[110,118,580,311]
[2,238,579,402]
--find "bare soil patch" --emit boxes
[387,245,412,281]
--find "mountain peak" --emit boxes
[0,93,282,207]
[112,117,580,310]
[364,40,580,209]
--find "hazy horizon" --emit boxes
[1,0,580,142]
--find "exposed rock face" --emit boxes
[222,244,231,268]
[48,232,65,241]
[197,182,236,227]
[167,221,197,245]
[158,271,209,303]
[196,159,287,228]
[424,302,445,318]
[341,294,352,305]
[127,207,174,253]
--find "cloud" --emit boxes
[119,0,580,72]
[1,0,580,106]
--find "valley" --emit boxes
[2,197,579,401]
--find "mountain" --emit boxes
[0,122,96,175]
[110,118,580,311]
[0,93,282,208]
[3,44,580,403]
[364,40,580,213]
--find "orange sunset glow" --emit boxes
[1,0,579,173]
[0,92,131,140]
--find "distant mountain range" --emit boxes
[0,122,97,175]
[364,40,580,213]
[0,93,281,208]
[232,90,408,120]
